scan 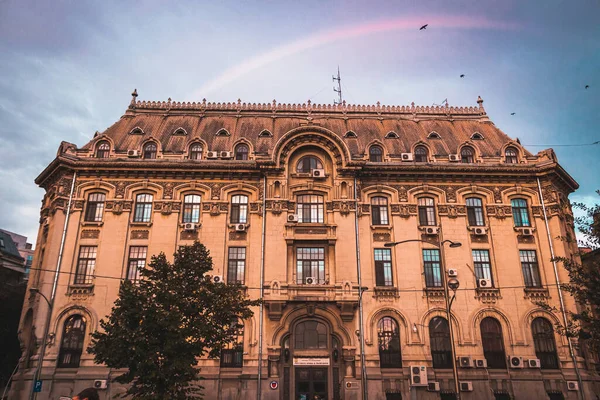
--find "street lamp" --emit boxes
[385,238,462,399]
[29,288,52,400]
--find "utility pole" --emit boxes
[333,66,342,105]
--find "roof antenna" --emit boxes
[333,66,342,105]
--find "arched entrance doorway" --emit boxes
[279,319,344,400]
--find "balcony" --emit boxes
[284,223,337,244]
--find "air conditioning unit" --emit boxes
[475,359,488,368]
[287,214,299,223]
[220,151,233,159]
[448,269,458,277]
[401,153,414,161]
[424,226,439,235]
[93,380,107,389]
[509,356,524,368]
[212,275,223,284]
[528,358,541,368]
[305,277,318,285]
[183,223,199,231]
[206,151,219,159]
[519,227,534,236]
[127,150,139,158]
[478,279,492,288]
[449,154,460,162]
[311,168,326,178]
[473,227,487,235]
[410,365,428,386]
[427,382,440,392]
[567,381,579,391]
[235,223,247,232]
[460,382,473,392]
[459,356,474,368]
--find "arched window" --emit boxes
[133,193,153,222]
[369,146,383,162]
[235,144,249,160]
[84,193,106,222]
[295,321,327,349]
[505,147,518,164]
[230,195,248,224]
[296,156,323,173]
[378,317,402,368]
[481,317,506,368]
[182,194,201,223]
[143,143,157,159]
[189,143,202,160]
[511,198,531,227]
[414,146,428,162]
[461,146,475,163]
[532,317,559,369]
[429,317,452,368]
[466,197,485,226]
[57,315,86,368]
[371,196,389,225]
[418,197,436,226]
[96,141,110,158]
[220,319,244,367]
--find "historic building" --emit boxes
[10,93,599,399]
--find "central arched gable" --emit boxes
[273,126,351,169]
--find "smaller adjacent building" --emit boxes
[0,230,26,282]
[0,229,35,279]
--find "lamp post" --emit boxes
[384,239,462,399]
[29,288,52,400]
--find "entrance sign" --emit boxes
[33,380,43,392]
[270,381,278,390]
[293,357,330,366]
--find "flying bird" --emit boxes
[420,24,428,30]
[460,74,465,78]
[585,85,589,89]
[511,112,516,115]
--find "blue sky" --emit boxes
[0,0,598,244]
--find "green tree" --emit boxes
[88,241,260,399]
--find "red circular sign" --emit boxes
[270,381,278,390]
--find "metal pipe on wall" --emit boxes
[257,174,267,399]
[354,177,368,400]
[536,178,585,399]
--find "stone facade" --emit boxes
[9,95,599,399]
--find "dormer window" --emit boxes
[505,147,518,164]
[258,129,273,138]
[173,128,187,136]
[470,132,484,140]
[385,131,399,139]
[143,143,157,159]
[369,146,383,162]
[414,146,428,162]
[216,129,230,137]
[235,144,249,160]
[189,143,202,160]
[296,156,323,173]
[428,132,441,139]
[460,146,475,163]
[344,131,357,138]
[96,142,110,158]
[129,127,144,135]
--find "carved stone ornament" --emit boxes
[373,233,391,242]
[269,200,283,214]
[339,201,351,215]
[423,288,445,303]
[106,200,131,214]
[487,205,512,219]
[470,233,489,243]
[131,230,149,240]
[438,205,466,218]
[72,200,84,210]
[475,288,501,304]
[210,203,221,216]
[81,229,100,239]
[180,230,198,240]
[108,181,126,198]
[229,231,247,241]
[517,235,535,244]
[208,182,224,200]
[161,182,174,199]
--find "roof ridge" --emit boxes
[127,91,487,116]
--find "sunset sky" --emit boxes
[0,0,598,243]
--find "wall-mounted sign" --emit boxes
[345,381,360,390]
[293,357,330,366]
[270,381,278,390]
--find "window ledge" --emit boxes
[370,224,392,230]
[81,221,104,227]
[373,287,399,299]
[523,287,550,301]
[475,287,501,304]
[67,284,95,296]
[130,221,153,227]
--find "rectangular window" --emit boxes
[74,246,97,284]
[520,250,541,287]
[472,250,493,286]
[466,198,485,226]
[230,195,248,224]
[296,247,325,284]
[297,195,324,223]
[371,197,389,225]
[511,199,531,227]
[423,249,442,287]
[84,193,106,222]
[133,194,153,222]
[182,194,201,223]
[227,247,246,284]
[418,198,436,226]
[374,249,393,286]
[127,246,147,282]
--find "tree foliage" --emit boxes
[551,191,600,353]
[88,242,260,399]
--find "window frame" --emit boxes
[84,192,106,222]
[95,141,110,158]
[296,194,325,223]
[460,146,475,163]
[429,317,453,368]
[377,317,402,368]
[374,248,393,287]
[423,249,442,287]
[182,194,201,223]
[511,198,531,227]
[133,193,153,223]
[189,143,203,160]
[369,145,383,162]
[230,194,249,224]
[127,246,147,282]
[414,146,428,162]
[57,315,86,368]
[371,196,389,225]
[531,317,560,369]
[472,249,493,286]
[505,147,518,164]
[74,246,97,285]
[220,319,244,368]
[296,247,325,284]
[296,156,323,173]
[466,197,485,226]
[143,142,157,159]
[235,143,249,160]
[418,197,437,226]
[227,247,246,284]
[480,317,506,369]
[520,250,542,288]
[294,320,328,350]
